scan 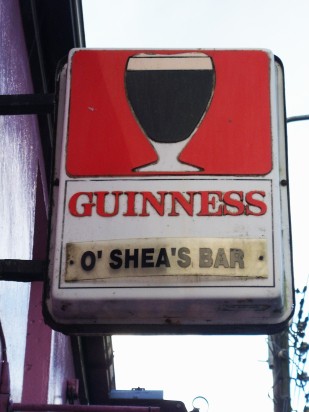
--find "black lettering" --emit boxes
[230,248,244,268]
[125,248,139,268]
[177,247,191,268]
[141,248,155,267]
[214,248,229,268]
[109,249,122,269]
[199,248,213,268]
[81,251,96,271]
[156,248,171,267]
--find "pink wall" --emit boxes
[0,0,75,404]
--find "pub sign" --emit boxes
[44,49,294,334]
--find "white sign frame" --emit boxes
[44,49,294,334]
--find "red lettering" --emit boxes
[94,191,122,217]
[223,191,245,216]
[67,189,268,218]
[140,191,167,216]
[245,191,267,216]
[197,191,223,216]
[68,192,95,217]
[169,191,195,216]
[123,191,138,216]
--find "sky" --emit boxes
[81,1,309,411]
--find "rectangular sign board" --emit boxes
[44,49,294,334]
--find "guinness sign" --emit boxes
[44,49,294,334]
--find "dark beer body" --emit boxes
[125,69,215,143]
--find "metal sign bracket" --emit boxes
[0,94,55,115]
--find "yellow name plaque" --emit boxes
[65,238,268,281]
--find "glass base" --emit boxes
[135,159,201,172]
[133,140,202,173]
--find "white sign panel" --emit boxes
[44,49,294,334]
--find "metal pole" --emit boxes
[0,94,54,115]
[287,114,309,123]
[270,329,291,412]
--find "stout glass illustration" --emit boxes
[125,52,215,171]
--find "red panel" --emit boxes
[66,50,272,176]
